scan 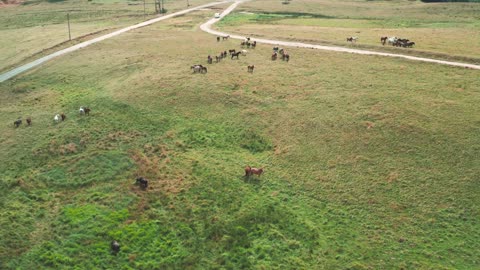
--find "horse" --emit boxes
[13,119,22,128]
[405,41,415,48]
[61,113,66,121]
[136,177,148,189]
[282,53,290,62]
[245,165,264,177]
[387,37,398,45]
[223,51,228,58]
[222,35,229,40]
[380,36,388,45]
[271,52,277,61]
[215,55,221,63]
[26,117,32,126]
[273,47,279,52]
[246,42,251,48]
[54,114,61,123]
[231,51,241,59]
[111,240,120,255]
[207,55,213,64]
[241,50,247,56]
[247,65,255,73]
[228,49,236,55]
[251,41,256,48]
[201,66,208,73]
[191,65,203,73]
[347,36,358,42]
[241,41,246,47]
[84,108,90,116]
[279,48,285,55]
[217,36,220,42]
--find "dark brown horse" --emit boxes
[380,36,387,45]
[231,51,241,59]
[282,53,290,62]
[207,55,213,64]
[61,113,66,121]
[247,65,255,73]
[26,117,32,126]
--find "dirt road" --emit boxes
[200,1,480,70]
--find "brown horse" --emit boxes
[271,52,277,61]
[207,55,213,64]
[26,117,32,126]
[245,166,264,177]
[247,65,255,73]
[61,113,66,121]
[282,53,290,62]
[217,36,220,42]
[222,35,229,40]
[380,36,387,45]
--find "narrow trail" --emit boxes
[0,1,230,83]
[1,0,478,83]
[200,1,480,70]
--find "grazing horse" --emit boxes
[201,66,208,73]
[84,108,90,116]
[241,49,247,56]
[54,114,61,122]
[241,41,246,47]
[61,113,66,121]
[246,42,251,48]
[347,36,358,42]
[207,55,213,64]
[222,35,229,40]
[282,53,290,62]
[251,41,256,48]
[279,48,285,55]
[405,41,415,48]
[191,65,203,73]
[14,119,22,128]
[223,51,228,58]
[271,52,277,61]
[111,240,120,255]
[26,117,32,126]
[245,165,264,178]
[273,47,279,52]
[380,36,388,45]
[231,51,241,59]
[215,55,221,63]
[217,36,220,42]
[228,49,236,55]
[387,37,398,45]
[136,177,148,189]
[247,65,255,73]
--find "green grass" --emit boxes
[1,4,479,270]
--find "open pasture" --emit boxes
[1,3,479,270]
[216,0,480,61]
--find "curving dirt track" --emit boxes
[1,0,478,83]
[200,1,480,70]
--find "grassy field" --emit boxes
[216,0,480,62]
[1,1,480,270]
[0,0,221,72]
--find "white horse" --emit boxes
[387,37,398,45]
[191,65,202,73]
[79,106,85,115]
[241,50,248,56]
[54,114,61,122]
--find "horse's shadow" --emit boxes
[243,175,261,185]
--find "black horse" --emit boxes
[14,119,22,128]
[111,240,120,255]
[136,177,148,189]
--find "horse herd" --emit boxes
[12,106,91,128]
[347,36,416,48]
[191,37,291,75]
[381,36,415,47]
